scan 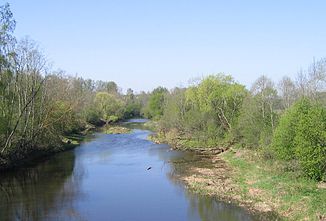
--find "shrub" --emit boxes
[272,99,326,180]
[272,100,308,160]
[294,102,326,180]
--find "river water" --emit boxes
[0,119,260,221]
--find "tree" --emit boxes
[1,37,48,154]
[123,88,141,118]
[106,81,119,94]
[0,3,16,149]
[237,75,278,147]
[278,76,297,109]
[295,58,326,101]
[160,87,187,131]
[94,92,123,124]
[159,74,247,146]
[145,87,168,119]
[0,3,16,71]
[272,98,326,180]
[185,74,247,139]
[95,80,119,95]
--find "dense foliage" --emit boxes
[142,86,168,120]
[272,99,326,180]
[158,74,247,147]
[151,69,326,180]
[0,4,142,165]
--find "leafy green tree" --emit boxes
[0,3,16,70]
[0,3,16,148]
[160,87,187,131]
[272,100,305,160]
[145,87,168,119]
[158,74,247,147]
[294,102,326,180]
[272,98,326,180]
[184,74,247,140]
[123,88,141,118]
[94,92,123,124]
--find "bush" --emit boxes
[294,102,326,180]
[272,99,326,180]
[272,100,306,160]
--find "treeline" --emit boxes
[145,61,326,181]
[0,4,145,166]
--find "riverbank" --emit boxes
[220,149,326,221]
[0,126,95,172]
[149,133,326,221]
[0,122,135,172]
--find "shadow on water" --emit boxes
[0,150,85,221]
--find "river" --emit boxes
[0,119,260,221]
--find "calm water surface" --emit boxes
[0,119,260,221]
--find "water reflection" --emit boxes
[0,151,85,221]
[0,120,271,221]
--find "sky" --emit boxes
[4,0,326,92]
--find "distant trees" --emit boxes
[143,86,168,119]
[94,92,123,124]
[278,76,296,109]
[237,75,278,147]
[124,88,142,118]
[295,58,326,100]
[160,87,186,131]
[96,81,119,95]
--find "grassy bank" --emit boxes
[220,149,326,221]
[149,130,326,220]
[173,146,326,221]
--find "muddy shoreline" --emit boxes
[149,134,283,220]
[173,151,282,220]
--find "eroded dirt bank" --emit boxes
[169,150,281,221]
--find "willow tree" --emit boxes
[94,92,123,125]
[184,74,247,140]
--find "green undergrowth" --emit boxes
[221,149,326,221]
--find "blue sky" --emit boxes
[5,0,326,92]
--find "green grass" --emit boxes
[221,150,326,220]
